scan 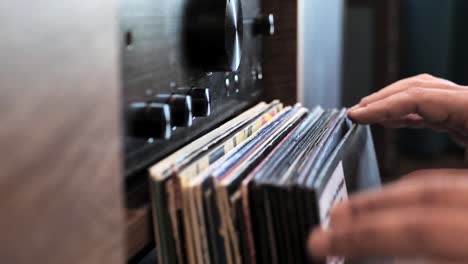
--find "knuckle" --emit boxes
[359,97,368,106]
[359,94,375,106]
[357,198,379,213]
[417,73,433,79]
[417,183,441,205]
[406,79,425,89]
[405,86,426,97]
[347,200,362,217]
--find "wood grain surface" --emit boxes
[0,0,125,263]
[263,0,298,106]
[126,207,153,259]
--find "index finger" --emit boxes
[355,74,463,109]
[348,88,468,125]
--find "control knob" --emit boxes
[179,87,211,117]
[184,0,243,72]
[253,14,275,36]
[126,102,172,139]
[154,94,193,127]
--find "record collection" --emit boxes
[149,101,380,264]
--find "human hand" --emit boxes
[348,74,468,157]
[308,169,468,262]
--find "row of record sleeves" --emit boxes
[148,100,381,264]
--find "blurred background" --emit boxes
[341,0,467,182]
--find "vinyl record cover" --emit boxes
[200,105,307,264]
[175,104,288,264]
[304,124,381,264]
[242,108,324,263]
[215,106,308,264]
[181,104,292,264]
[147,101,381,264]
[149,101,279,264]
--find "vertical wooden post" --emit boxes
[263,0,299,106]
[0,0,125,263]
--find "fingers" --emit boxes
[401,169,468,182]
[380,114,450,131]
[348,88,468,125]
[380,114,426,129]
[329,170,468,223]
[309,208,468,260]
[309,171,468,260]
[354,74,464,109]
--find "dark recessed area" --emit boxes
[125,31,133,48]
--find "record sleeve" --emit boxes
[304,124,380,264]
[240,107,324,263]
[148,102,381,264]
[149,101,280,264]
[177,105,293,264]
[212,106,308,264]
[181,105,306,264]
[249,111,335,262]
[247,109,352,263]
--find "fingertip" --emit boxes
[308,228,331,258]
[347,107,357,117]
[347,107,366,122]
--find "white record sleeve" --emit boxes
[318,161,348,264]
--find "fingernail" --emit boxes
[349,107,367,117]
[347,109,357,119]
[308,228,330,257]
